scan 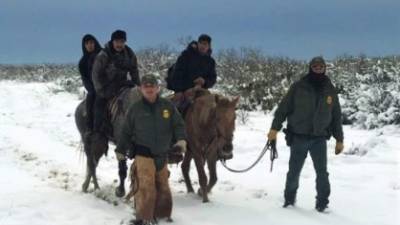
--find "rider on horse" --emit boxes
[168,34,217,115]
[91,30,140,139]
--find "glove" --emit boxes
[267,129,278,141]
[335,142,344,155]
[173,140,187,153]
[115,151,126,161]
[193,77,205,87]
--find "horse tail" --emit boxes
[74,100,88,155]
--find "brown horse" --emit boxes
[181,89,239,202]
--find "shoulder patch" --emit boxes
[327,96,333,105]
[162,109,170,119]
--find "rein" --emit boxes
[220,140,278,173]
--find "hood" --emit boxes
[81,34,102,55]
[186,41,198,53]
[308,56,326,75]
[186,40,213,56]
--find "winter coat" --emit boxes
[116,96,186,158]
[271,73,344,142]
[170,42,217,92]
[92,42,140,98]
[78,34,102,93]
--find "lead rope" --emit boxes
[220,140,278,173]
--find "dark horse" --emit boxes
[181,89,239,202]
[75,87,142,197]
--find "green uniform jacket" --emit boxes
[116,96,186,157]
[271,76,344,142]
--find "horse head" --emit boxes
[214,95,239,160]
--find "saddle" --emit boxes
[102,87,134,139]
[108,87,131,122]
[167,88,210,117]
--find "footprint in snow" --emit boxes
[252,189,268,199]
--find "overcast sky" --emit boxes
[0,0,399,64]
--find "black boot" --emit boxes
[315,200,329,212]
[283,193,296,208]
[283,199,295,208]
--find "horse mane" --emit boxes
[193,88,211,100]
[190,89,217,128]
[215,95,232,108]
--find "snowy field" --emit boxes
[0,81,399,225]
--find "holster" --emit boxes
[283,128,294,147]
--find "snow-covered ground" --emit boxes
[0,81,399,225]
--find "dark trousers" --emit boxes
[85,92,96,131]
[172,97,191,118]
[284,135,330,205]
[93,96,108,132]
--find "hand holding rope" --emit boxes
[267,140,278,172]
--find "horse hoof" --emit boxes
[197,188,203,196]
[82,183,89,193]
[202,198,210,203]
[115,186,126,197]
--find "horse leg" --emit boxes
[82,161,92,192]
[207,157,218,193]
[91,155,101,190]
[115,159,127,197]
[83,151,100,191]
[181,150,194,193]
[193,154,209,203]
[82,140,92,192]
[91,133,108,190]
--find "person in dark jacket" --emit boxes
[267,56,344,212]
[115,74,186,225]
[91,30,140,134]
[170,34,217,113]
[78,34,102,133]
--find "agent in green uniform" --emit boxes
[116,74,186,225]
[267,56,344,212]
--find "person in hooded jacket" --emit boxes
[267,56,344,212]
[78,34,102,134]
[169,34,217,114]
